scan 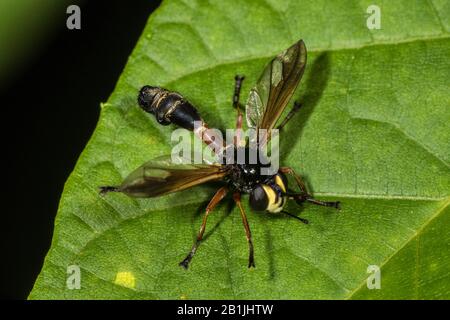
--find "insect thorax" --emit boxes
[224,146,274,193]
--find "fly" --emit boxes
[100,40,340,269]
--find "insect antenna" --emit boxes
[281,210,309,224]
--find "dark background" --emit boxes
[1,0,161,299]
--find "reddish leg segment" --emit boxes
[233,192,255,268]
[179,187,228,269]
[233,75,245,146]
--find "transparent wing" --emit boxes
[117,156,227,198]
[245,40,307,141]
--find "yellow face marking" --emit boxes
[275,175,286,193]
[262,184,284,213]
[260,175,288,213]
[114,271,136,289]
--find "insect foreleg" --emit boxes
[287,192,341,209]
[280,166,308,194]
[281,210,309,224]
[179,187,228,269]
[305,197,340,209]
[280,167,340,210]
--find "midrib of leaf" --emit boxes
[313,192,447,202]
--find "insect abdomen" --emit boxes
[138,86,201,131]
[138,85,225,153]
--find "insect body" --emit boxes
[100,40,340,269]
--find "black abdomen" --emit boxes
[138,86,201,131]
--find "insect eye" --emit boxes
[249,184,269,212]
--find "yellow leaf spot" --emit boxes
[114,271,136,289]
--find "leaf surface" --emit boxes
[30,0,450,299]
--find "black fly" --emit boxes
[100,40,340,269]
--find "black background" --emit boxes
[1,0,161,299]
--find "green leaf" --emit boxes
[30,0,450,299]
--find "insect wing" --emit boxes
[118,157,226,198]
[245,40,306,141]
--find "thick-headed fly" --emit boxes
[100,40,340,269]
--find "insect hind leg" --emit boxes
[277,101,303,131]
[232,75,245,110]
[233,75,245,145]
[233,192,255,268]
[179,187,228,269]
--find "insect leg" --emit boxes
[305,197,340,209]
[280,166,308,194]
[98,186,119,196]
[179,186,228,269]
[233,75,245,145]
[281,210,309,224]
[233,192,255,268]
[233,75,245,110]
[276,101,302,131]
[280,167,340,209]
